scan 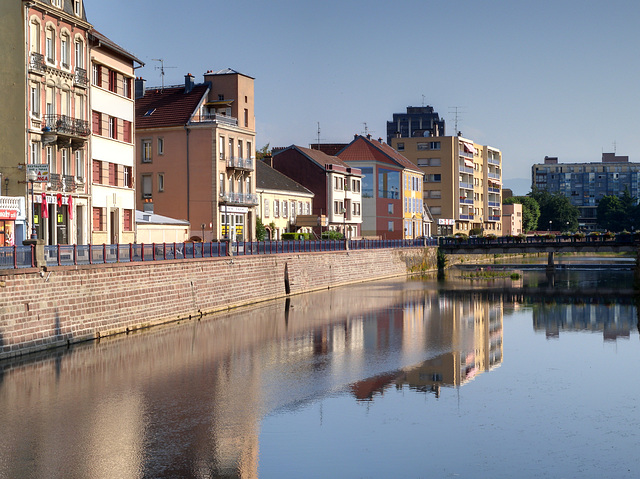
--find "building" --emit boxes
[255,160,314,240]
[1,0,92,245]
[390,135,503,236]
[89,30,143,244]
[337,135,425,239]
[272,146,362,239]
[386,105,445,145]
[135,210,190,244]
[135,69,257,241]
[531,154,640,231]
[502,203,523,236]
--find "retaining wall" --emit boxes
[0,247,437,359]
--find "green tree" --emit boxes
[530,189,579,232]
[256,216,267,241]
[256,143,271,161]
[503,196,540,232]
[597,189,637,232]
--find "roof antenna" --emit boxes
[152,58,176,92]
[449,106,465,136]
[422,94,425,107]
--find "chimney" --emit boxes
[184,73,195,94]
[354,134,358,140]
[366,134,371,140]
[378,137,383,143]
[135,77,146,99]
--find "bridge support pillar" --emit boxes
[546,251,555,271]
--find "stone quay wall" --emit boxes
[0,247,437,359]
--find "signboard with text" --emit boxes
[27,164,49,183]
[438,218,455,225]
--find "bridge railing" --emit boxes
[439,233,637,248]
[0,237,438,270]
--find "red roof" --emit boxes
[338,135,423,174]
[284,145,356,171]
[135,84,209,129]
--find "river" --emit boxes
[0,261,638,478]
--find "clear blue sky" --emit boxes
[85,0,640,191]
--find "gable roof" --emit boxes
[89,29,144,66]
[275,145,356,172]
[135,84,210,128]
[206,68,255,80]
[256,161,313,195]
[338,135,423,174]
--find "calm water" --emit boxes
[1,267,639,478]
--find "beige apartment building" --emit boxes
[502,203,523,235]
[390,136,503,236]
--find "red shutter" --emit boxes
[92,111,101,135]
[123,120,131,143]
[92,207,101,231]
[92,160,101,184]
[123,209,132,231]
[108,163,116,186]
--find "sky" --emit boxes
[84,0,640,194]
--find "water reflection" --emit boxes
[0,273,637,478]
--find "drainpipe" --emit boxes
[184,125,190,221]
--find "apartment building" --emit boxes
[390,136,503,236]
[386,105,445,145]
[532,154,640,231]
[89,30,142,244]
[255,160,314,240]
[135,69,257,241]
[502,203,523,235]
[337,135,425,239]
[0,0,92,245]
[272,146,363,239]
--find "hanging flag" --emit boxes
[68,195,73,220]
[41,193,48,219]
[56,193,62,207]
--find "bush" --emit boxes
[573,232,585,239]
[485,233,497,240]
[604,231,615,239]
[322,230,344,240]
[469,227,483,236]
[282,232,308,240]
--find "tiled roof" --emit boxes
[277,145,353,170]
[135,84,209,128]
[339,136,423,174]
[256,161,313,195]
[89,29,143,66]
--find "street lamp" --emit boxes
[548,220,552,233]
[28,170,37,239]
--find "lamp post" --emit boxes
[28,170,37,239]
[548,220,552,233]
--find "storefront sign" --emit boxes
[26,164,49,182]
[438,218,455,225]
[219,206,248,214]
[0,209,18,220]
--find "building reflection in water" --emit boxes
[6,277,635,478]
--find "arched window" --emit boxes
[45,26,55,63]
[75,38,84,69]
[60,32,70,68]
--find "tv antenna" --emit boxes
[422,94,426,107]
[152,58,176,92]
[449,106,465,136]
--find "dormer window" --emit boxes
[74,0,82,16]
[51,0,61,8]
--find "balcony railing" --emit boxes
[227,157,254,171]
[488,157,500,165]
[488,201,500,207]
[488,215,501,221]
[459,182,473,189]
[29,52,46,73]
[459,214,474,220]
[460,198,474,205]
[488,172,500,179]
[43,114,90,138]
[220,192,259,205]
[194,113,238,126]
[74,68,88,87]
[488,187,500,194]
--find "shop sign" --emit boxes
[219,206,248,214]
[0,209,18,220]
[26,164,49,182]
[438,218,455,225]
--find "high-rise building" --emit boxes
[531,153,640,231]
[386,106,445,145]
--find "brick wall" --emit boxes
[0,247,437,359]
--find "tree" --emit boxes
[256,143,271,161]
[256,216,267,241]
[597,189,638,232]
[530,189,579,232]
[503,196,540,232]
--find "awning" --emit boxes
[463,142,476,154]
[204,100,234,108]
[464,158,474,168]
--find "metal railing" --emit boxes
[74,68,88,87]
[194,113,238,126]
[220,192,259,205]
[0,238,438,270]
[29,52,46,73]
[43,114,90,137]
[227,157,254,170]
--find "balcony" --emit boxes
[220,192,259,206]
[488,215,501,222]
[488,201,500,207]
[42,114,90,139]
[460,198,474,205]
[74,68,88,87]
[227,157,254,171]
[459,214,474,220]
[488,157,500,166]
[488,187,500,194]
[459,182,473,189]
[29,52,46,73]
[193,113,238,127]
[488,172,500,179]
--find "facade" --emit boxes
[0,0,92,245]
[135,210,190,244]
[337,135,425,239]
[386,105,445,145]
[502,203,523,236]
[272,146,363,239]
[255,160,314,240]
[89,30,142,244]
[391,135,503,236]
[135,69,257,241]
[531,154,640,231]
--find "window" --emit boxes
[92,111,101,135]
[425,174,441,182]
[157,137,164,155]
[219,136,225,160]
[282,200,288,218]
[388,203,393,214]
[123,120,132,143]
[123,77,131,98]
[108,116,117,139]
[124,166,132,188]
[92,64,101,86]
[108,162,117,186]
[75,39,84,69]
[93,207,105,231]
[61,33,70,68]
[158,173,165,192]
[142,140,152,163]
[219,173,225,194]
[30,20,40,54]
[238,140,243,159]
[46,147,54,173]
[109,70,117,93]
[244,108,248,127]
[45,26,55,63]
[123,209,133,231]
[73,0,81,17]
[396,142,404,151]
[31,142,40,165]
[353,202,361,216]
[274,199,279,217]
[388,221,394,232]
[228,138,234,158]
[61,149,70,176]
[263,198,270,217]
[142,175,152,199]
[430,206,441,215]
[247,141,252,159]
[30,87,40,117]
[429,190,441,199]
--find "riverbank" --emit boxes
[0,247,438,360]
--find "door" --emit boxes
[110,210,118,244]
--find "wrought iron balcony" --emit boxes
[43,114,90,138]
[48,174,63,191]
[29,52,46,73]
[220,192,259,206]
[226,157,254,171]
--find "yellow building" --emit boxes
[391,135,503,236]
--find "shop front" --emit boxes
[0,208,18,246]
